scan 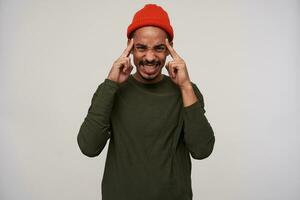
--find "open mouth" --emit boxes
[141,64,159,74]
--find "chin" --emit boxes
[137,68,162,81]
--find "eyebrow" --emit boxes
[135,43,165,48]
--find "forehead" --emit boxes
[133,26,167,45]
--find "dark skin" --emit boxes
[107,26,197,106]
[107,26,170,84]
[130,26,170,84]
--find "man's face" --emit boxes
[129,26,171,83]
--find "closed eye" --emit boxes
[154,46,166,52]
[135,45,146,51]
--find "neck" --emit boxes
[133,72,164,84]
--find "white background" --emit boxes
[1,0,299,199]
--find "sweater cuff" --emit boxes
[103,78,119,89]
[183,100,205,114]
[93,78,119,96]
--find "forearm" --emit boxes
[183,102,215,159]
[182,83,215,159]
[77,79,119,157]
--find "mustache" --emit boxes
[139,60,161,66]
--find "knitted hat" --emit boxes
[127,4,174,41]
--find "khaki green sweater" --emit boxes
[77,74,215,200]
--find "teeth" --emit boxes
[143,64,157,67]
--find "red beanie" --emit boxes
[127,4,174,41]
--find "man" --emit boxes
[77,4,215,200]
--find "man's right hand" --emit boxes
[107,38,134,84]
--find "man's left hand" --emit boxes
[165,38,192,89]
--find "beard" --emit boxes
[138,71,158,81]
[137,60,161,81]
[139,60,161,68]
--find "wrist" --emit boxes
[107,74,117,82]
[179,81,193,91]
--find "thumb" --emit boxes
[165,62,171,76]
[129,57,132,67]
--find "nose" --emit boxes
[144,50,156,62]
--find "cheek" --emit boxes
[133,56,140,66]
[133,53,143,66]
[158,55,167,64]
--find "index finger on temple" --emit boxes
[121,38,134,57]
[165,38,179,59]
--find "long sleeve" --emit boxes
[77,78,119,157]
[182,83,215,160]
